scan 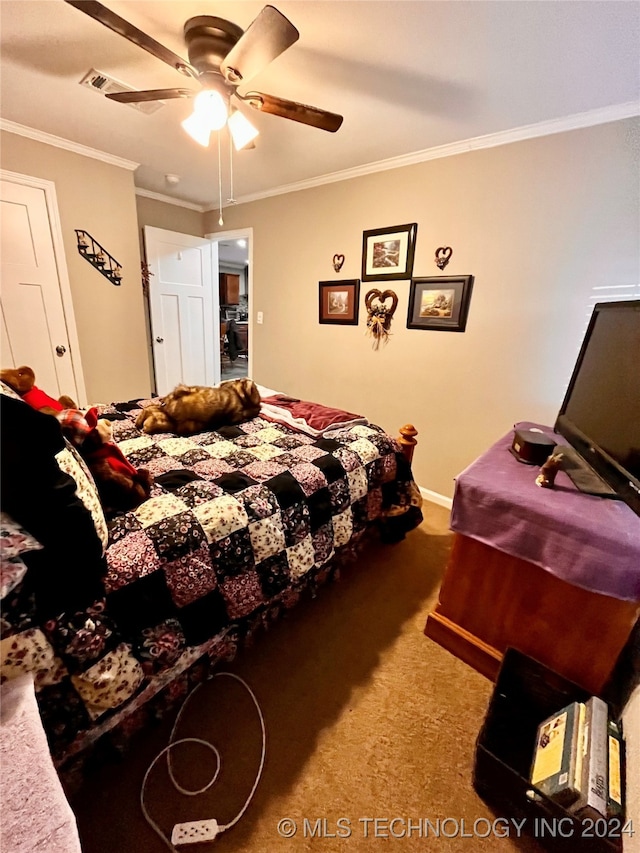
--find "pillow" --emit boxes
[0,395,107,619]
[55,442,109,552]
[0,513,42,599]
[0,379,23,401]
[1,385,108,552]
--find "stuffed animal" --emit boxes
[1,364,152,514]
[58,406,153,514]
[0,365,77,415]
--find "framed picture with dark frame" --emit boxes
[319,279,360,325]
[407,275,475,332]
[361,223,418,282]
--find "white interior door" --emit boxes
[0,175,84,403]
[144,226,219,396]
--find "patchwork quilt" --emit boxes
[0,397,422,765]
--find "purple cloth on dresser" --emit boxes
[449,422,640,601]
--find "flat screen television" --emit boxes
[554,299,640,517]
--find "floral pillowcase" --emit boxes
[55,443,109,551]
[0,512,42,599]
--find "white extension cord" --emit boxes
[140,672,266,850]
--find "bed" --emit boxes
[0,382,422,775]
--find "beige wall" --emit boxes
[204,118,639,499]
[2,121,636,499]
[135,194,204,251]
[1,131,151,403]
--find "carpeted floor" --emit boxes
[71,504,544,852]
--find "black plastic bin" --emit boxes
[473,648,624,853]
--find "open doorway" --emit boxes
[208,229,252,382]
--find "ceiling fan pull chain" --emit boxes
[228,129,236,205]
[217,131,224,226]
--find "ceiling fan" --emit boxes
[64,0,343,149]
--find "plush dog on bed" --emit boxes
[135,377,261,436]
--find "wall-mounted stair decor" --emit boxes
[75,230,122,285]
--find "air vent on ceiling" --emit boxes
[79,68,165,115]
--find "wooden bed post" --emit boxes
[397,424,418,464]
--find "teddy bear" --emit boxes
[0,365,77,415]
[1,364,152,514]
[58,407,153,514]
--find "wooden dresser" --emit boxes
[425,426,640,696]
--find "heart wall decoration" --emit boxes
[332,253,345,272]
[364,288,399,350]
[435,246,453,270]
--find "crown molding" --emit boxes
[134,187,206,213]
[230,102,640,207]
[3,103,637,212]
[0,119,139,170]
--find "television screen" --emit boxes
[555,300,640,516]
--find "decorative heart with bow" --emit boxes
[332,253,345,272]
[364,288,399,317]
[364,288,399,350]
[435,246,453,270]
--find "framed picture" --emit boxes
[361,223,418,282]
[319,279,360,325]
[407,275,475,332]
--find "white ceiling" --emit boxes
[216,238,248,266]
[1,1,638,210]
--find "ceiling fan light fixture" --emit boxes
[181,111,212,147]
[228,108,259,151]
[63,0,344,178]
[182,88,228,145]
[194,89,228,130]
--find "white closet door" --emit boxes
[1,177,82,402]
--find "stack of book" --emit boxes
[530,696,624,820]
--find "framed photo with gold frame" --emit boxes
[319,279,360,325]
[362,223,418,282]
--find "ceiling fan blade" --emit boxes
[241,92,343,132]
[64,0,196,77]
[221,5,299,84]
[106,88,195,104]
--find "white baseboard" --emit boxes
[419,487,453,511]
